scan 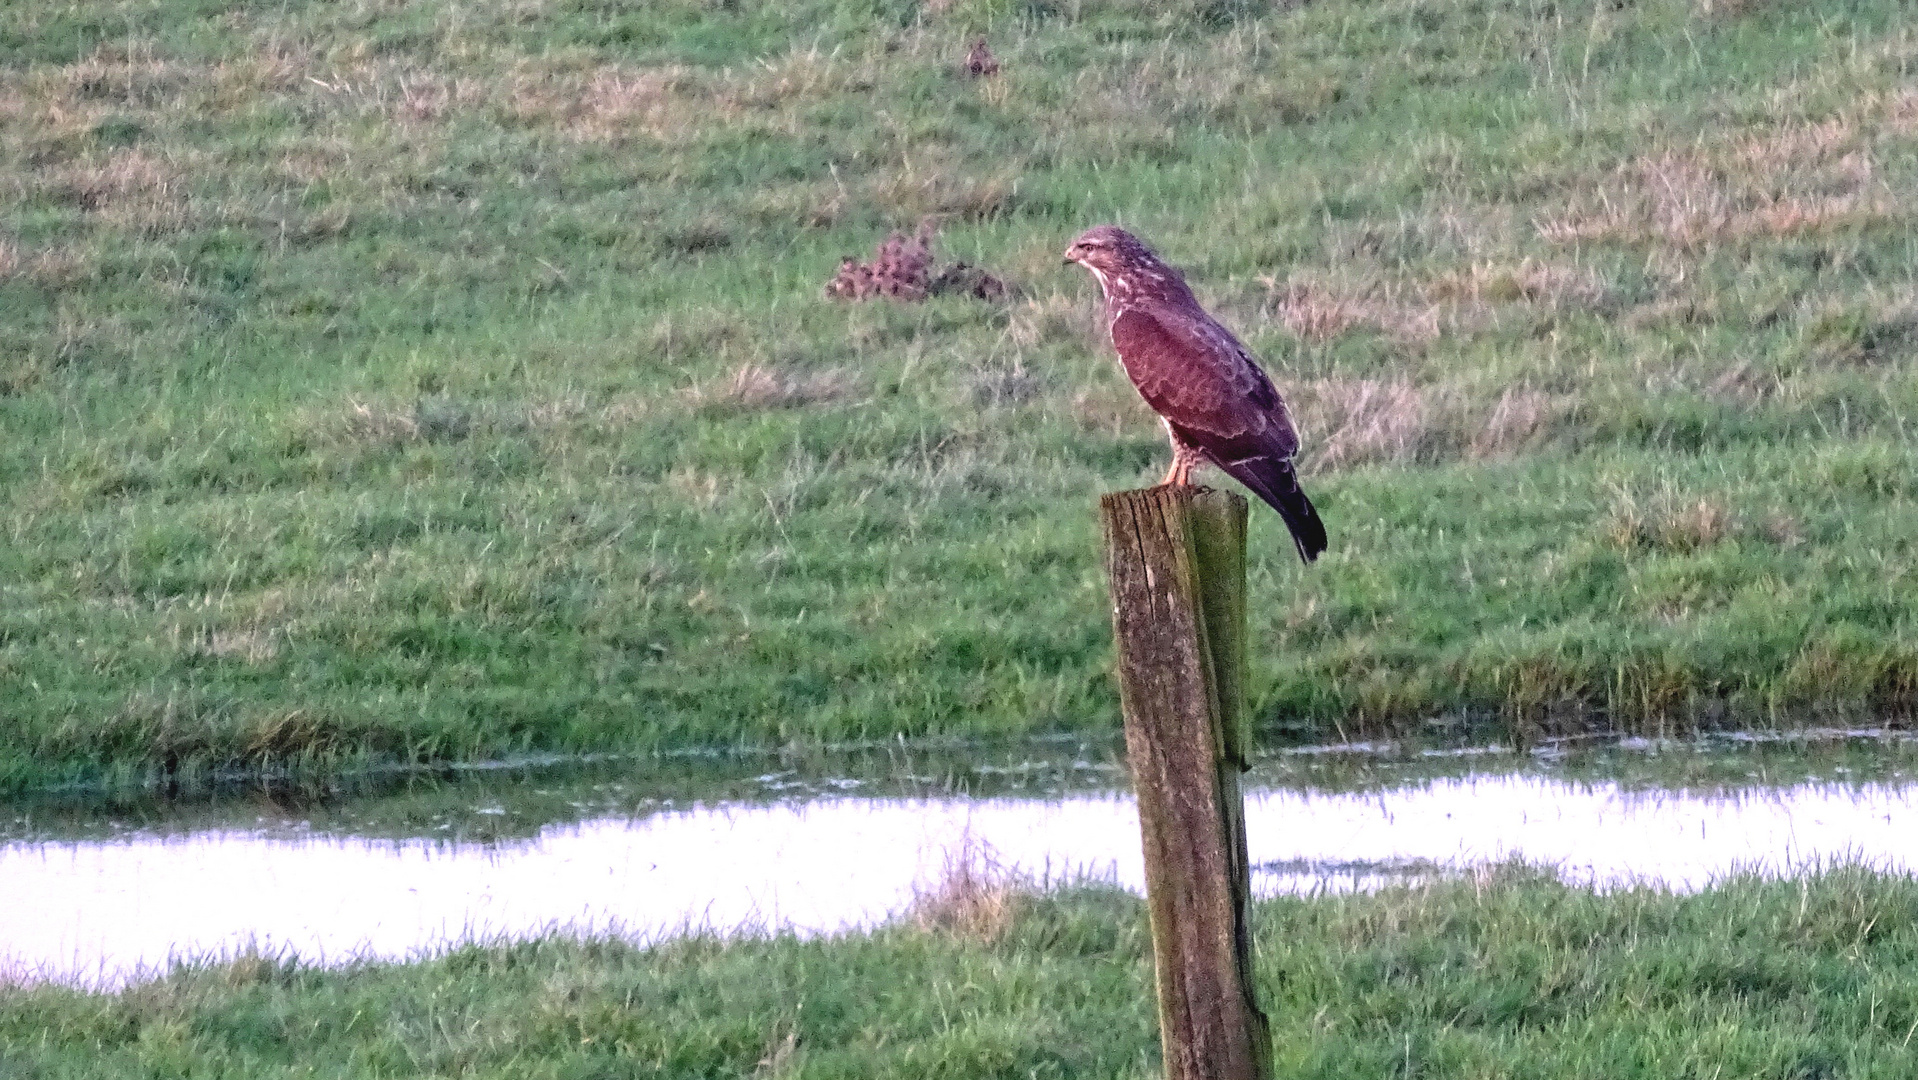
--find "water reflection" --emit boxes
[6,770,1918,987]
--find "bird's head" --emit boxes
[1064,225,1185,302]
[1062,225,1151,275]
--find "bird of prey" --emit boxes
[1064,224,1327,563]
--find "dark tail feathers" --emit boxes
[1217,455,1327,564]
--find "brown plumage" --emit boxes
[1065,224,1327,563]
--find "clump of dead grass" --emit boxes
[1261,279,1440,343]
[968,359,1040,406]
[341,397,453,444]
[1424,259,1611,311]
[182,625,281,665]
[53,148,185,229]
[1290,380,1568,469]
[1005,291,1102,350]
[1703,361,1774,403]
[324,394,649,447]
[754,1020,802,1077]
[1798,295,1918,366]
[563,66,705,142]
[1471,387,1561,459]
[683,363,858,410]
[1259,258,1609,346]
[1266,281,1365,341]
[64,45,192,106]
[1299,378,1428,469]
[393,74,485,124]
[1068,384,1150,436]
[906,836,1025,943]
[1604,491,1736,553]
[1760,509,1805,548]
[1536,142,1893,250]
[869,155,1021,223]
[1696,0,1771,17]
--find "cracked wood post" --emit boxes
[1100,485,1270,1080]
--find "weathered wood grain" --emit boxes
[1099,485,1269,1080]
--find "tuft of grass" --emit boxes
[684,364,859,412]
[1604,490,1737,554]
[906,836,1026,944]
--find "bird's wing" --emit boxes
[1110,301,1327,562]
[1108,302,1299,461]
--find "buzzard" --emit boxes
[1065,225,1327,563]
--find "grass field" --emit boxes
[5,0,1918,789]
[7,867,1918,1077]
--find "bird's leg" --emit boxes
[1159,421,1204,486]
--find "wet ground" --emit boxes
[6,732,1918,987]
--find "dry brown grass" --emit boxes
[62,46,192,107]
[1067,384,1151,436]
[546,66,708,142]
[1604,491,1736,553]
[1798,293,1918,366]
[0,238,17,280]
[1734,116,1858,172]
[1760,509,1805,548]
[1471,387,1560,459]
[340,398,431,444]
[1257,256,1610,347]
[1288,379,1570,469]
[214,948,297,989]
[1535,94,1905,249]
[242,710,347,759]
[3,36,915,156]
[1695,0,1772,18]
[393,74,485,124]
[1300,378,1429,469]
[683,363,858,411]
[967,359,1040,406]
[753,1021,802,1078]
[1424,259,1610,311]
[868,159,1020,223]
[508,47,883,145]
[52,149,188,231]
[1261,279,1440,343]
[312,392,653,450]
[663,466,724,510]
[1005,291,1103,351]
[906,837,1024,943]
[187,627,281,665]
[1704,362,1774,403]
[1073,30,1343,133]
[1266,281,1366,341]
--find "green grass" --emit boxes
[5,0,1918,789]
[10,868,1918,1077]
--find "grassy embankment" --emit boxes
[5,0,1918,789]
[8,868,1918,1077]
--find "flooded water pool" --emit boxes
[5,734,1918,987]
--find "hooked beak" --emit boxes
[1061,246,1079,266]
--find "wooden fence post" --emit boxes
[1100,485,1270,1080]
